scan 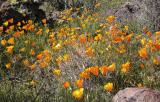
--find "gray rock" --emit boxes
[0,1,11,12]
[113,88,160,102]
[114,0,160,31]
[115,2,141,22]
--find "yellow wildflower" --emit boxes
[95,3,101,8]
[30,64,36,70]
[137,83,143,87]
[124,26,129,31]
[52,69,61,76]
[22,59,30,66]
[141,38,146,45]
[20,47,26,52]
[5,63,11,70]
[63,54,71,61]
[53,43,62,50]
[30,80,37,87]
[1,39,7,46]
[86,47,94,57]
[104,82,113,92]
[121,61,131,73]
[56,56,63,65]
[121,68,127,73]
[72,88,84,100]
[94,34,102,41]
[6,46,14,54]
[3,21,9,27]
[7,37,15,45]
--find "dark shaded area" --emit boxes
[0,1,46,32]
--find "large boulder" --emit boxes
[0,1,46,28]
[113,88,160,102]
[114,0,160,31]
[0,1,28,31]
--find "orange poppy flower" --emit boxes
[113,37,123,43]
[106,16,115,23]
[146,31,152,37]
[0,26,3,31]
[36,29,43,35]
[13,31,21,38]
[5,63,11,70]
[30,49,35,56]
[117,44,126,54]
[124,34,133,42]
[75,79,84,88]
[121,61,131,73]
[37,53,43,60]
[140,63,145,69]
[154,43,160,50]
[9,25,14,31]
[153,57,160,65]
[40,62,48,68]
[8,18,13,23]
[108,63,116,72]
[6,46,14,54]
[86,47,94,57]
[63,81,70,89]
[155,31,160,36]
[99,66,108,76]
[79,35,87,43]
[22,59,30,66]
[42,19,47,24]
[90,66,99,76]
[17,22,21,26]
[7,37,15,45]
[79,71,90,79]
[138,47,148,59]
[1,39,7,46]
[30,64,36,70]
